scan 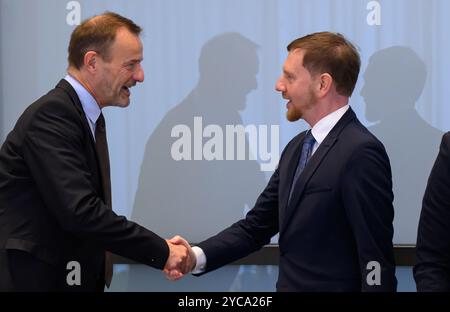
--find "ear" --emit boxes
[317,73,333,97]
[83,51,99,73]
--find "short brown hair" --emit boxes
[68,11,142,69]
[287,32,360,97]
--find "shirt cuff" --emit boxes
[191,246,207,274]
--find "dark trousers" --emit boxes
[0,249,105,292]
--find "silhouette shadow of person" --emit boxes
[361,46,443,244]
[129,32,267,291]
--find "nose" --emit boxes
[133,64,145,83]
[275,76,285,92]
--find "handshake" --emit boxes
[163,235,197,280]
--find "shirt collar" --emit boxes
[311,105,349,145]
[64,74,102,125]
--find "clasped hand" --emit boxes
[163,235,196,280]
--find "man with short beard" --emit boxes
[0,12,191,292]
[171,32,397,292]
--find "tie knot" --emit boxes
[304,130,315,146]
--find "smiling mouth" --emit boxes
[121,86,130,96]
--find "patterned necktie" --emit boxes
[95,113,113,288]
[288,130,316,204]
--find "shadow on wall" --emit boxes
[360,46,443,244]
[130,33,267,291]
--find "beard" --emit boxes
[286,104,302,122]
[286,87,317,122]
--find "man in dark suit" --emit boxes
[170,32,397,291]
[414,133,450,291]
[0,12,191,292]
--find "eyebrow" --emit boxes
[283,69,295,77]
[124,58,143,65]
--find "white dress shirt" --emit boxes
[191,104,350,274]
[310,104,349,155]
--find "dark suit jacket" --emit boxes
[0,80,168,291]
[414,132,450,291]
[196,108,397,291]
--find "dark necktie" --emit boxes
[95,113,113,288]
[288,130,316,204]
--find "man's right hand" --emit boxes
[163,235,196,280]
[163,236,194,280]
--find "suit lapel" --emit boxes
[55,79,97,149]
[55,79,102,190]
[278,131,306,223]
[280,108,357,232]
